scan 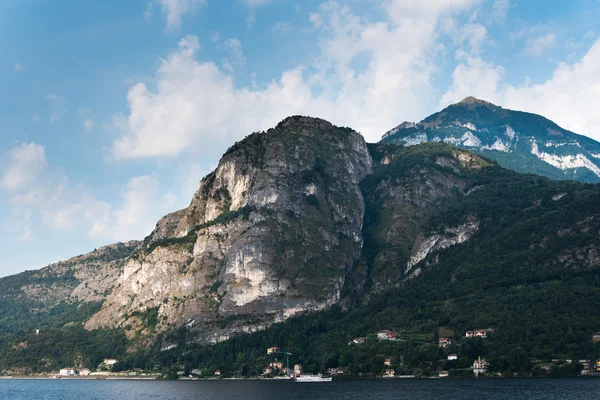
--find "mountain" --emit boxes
[381,97,600,183]
[1,116,600,376]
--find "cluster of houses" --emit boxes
[347,330,397,345]
[58,359,119,377]
[263,362,303,377]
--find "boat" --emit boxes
[294,374,332,382]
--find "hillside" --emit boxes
[381,97,600,183]
[0,117,599,377]
[130,143,600,377]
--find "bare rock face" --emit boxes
[406,216,480,277]
[2,241,140,306]
[85,116,373,343]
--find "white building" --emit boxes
[447,354,458,361]
[473,357,489,375]
[59,368,77,376]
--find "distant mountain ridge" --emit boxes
[381,97,600,183]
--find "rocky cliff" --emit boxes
[84,116,373,343]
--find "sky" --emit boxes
[1,0,600,277]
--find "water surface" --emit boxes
[1,378,598,399]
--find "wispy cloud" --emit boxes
[524,34,556,57]
[272,21,293,32]
[156,0,206,30]
[491,0,511,23]
[47,93,63,123]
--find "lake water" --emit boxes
[0,378,599,400]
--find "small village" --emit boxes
[4,328,600,381]
[254,328,600,380]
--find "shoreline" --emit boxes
[2,375,599,381]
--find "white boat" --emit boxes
[294,374,332,382]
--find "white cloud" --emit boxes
[583,31,596,41]
[157,0,206,30]
[31,113,40,124]
[440,51,504,107]
[84,119,96,131]
[78,108,96,131]
[309,12,322,29]
[442,39,600,141]
[91,176,176,241]
[241,0,273,6]
[110,0,484,159]
[246,10,256,28]
[524,34,556,57]
[455,23,488,55]
[221,38,245,73]
[0,143,176,242]
[491,0,511,23]
[14,63,24,72]
[0,143,48,192]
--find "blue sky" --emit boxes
[1,0,600,276]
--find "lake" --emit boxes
[0,378,599,399]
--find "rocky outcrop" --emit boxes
[85,116,373,343]
[406,216,480,275]
[1,241,140,306]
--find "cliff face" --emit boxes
[84,116,373,343]
[355,143,491,293]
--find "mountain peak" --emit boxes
[456,96,497,108]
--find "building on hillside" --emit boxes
[384,358,392,366]
[473,357,489,375]
[377,330,397,340]
[348,337,366,345]
[101,358,118,368]
[439,371,449,378]
[592,333,600,343]
[267,346,279,355]
[269,362,284,370]
[326,368,344,375]
[214,370,221,376]
[263,367,273,375]
[438,338,452,347]
[161,343,178,352]
[447,354,458,361]
[383,369,395,377]
[59,368,77,376]
[465,329,493,338]
[294,364,303,375]
[78,368,90,376]
[191,369,202,376]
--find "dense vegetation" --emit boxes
[0,326,127,373]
